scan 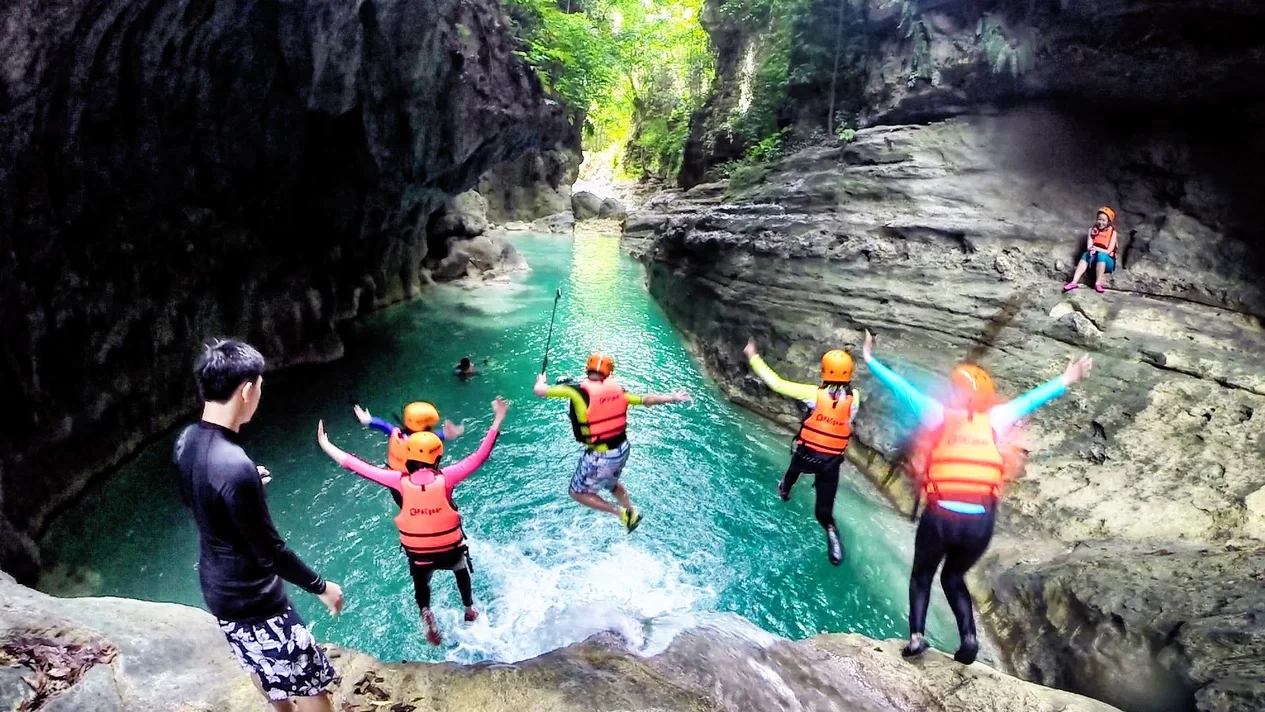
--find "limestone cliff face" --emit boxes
[626,2,1265,706]
[0,0,567,582]
[625,109,1265,712]
[680,0,1265,187]
[478,140,583,224]
[0,574,1118,712]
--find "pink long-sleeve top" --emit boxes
[338,427,500,493]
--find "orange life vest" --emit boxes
[1090,225,1116,257]
[578,378,628,446]
[796,388,853,456]
[394,473,464,557]
[386,430,409,472]
[925,410,1003,503]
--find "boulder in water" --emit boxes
[532,211,576,234]
[598,197,627,220]
[430,234,527,283]
[571,191,604,221]
[429,190,490,239]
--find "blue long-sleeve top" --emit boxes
[864,354,1067,514]
[368,417,445,441]
[864,356,1066,438]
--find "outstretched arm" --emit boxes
[533,373,551,398]
[442,398,509,490]
[744,339,819,402]
[354,404,397,437]
[990,355,1092,435]
[317,420,402,491]
[862,331,944,428]
[629,392,691,407]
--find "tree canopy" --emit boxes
[504,0,714,180]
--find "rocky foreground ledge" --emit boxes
[0,574,1115,712]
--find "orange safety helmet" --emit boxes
[403,402,440,432]
[404,431,444,467]
[1097,206,1116,224]
[821,350,854,382]
[586,352,615,378]
[950,364,995,410]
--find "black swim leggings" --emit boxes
[408,557,474,611]
[908,504,996,639]
[782,445,842,529]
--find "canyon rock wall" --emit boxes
[625,111,1265,710]
[636,3,1265,709]
[0,0,568,582]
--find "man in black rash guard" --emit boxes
[175,339,344,712]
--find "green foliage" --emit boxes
[728,164,768,191]
[744,127,789,163]
[837,126,856,143]
[504,0,713,181]
[976,16,1033,77]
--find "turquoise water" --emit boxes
[42,234,954,663]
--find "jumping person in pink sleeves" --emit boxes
[317,397,508,646]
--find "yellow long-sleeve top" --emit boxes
[748,354,860,422]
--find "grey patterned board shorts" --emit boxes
[218,606,338,701]
[569,441,632,494]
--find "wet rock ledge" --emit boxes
[0,574,1115,712]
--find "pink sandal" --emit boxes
[1095,284,1105,293]
[1063,282,1079,292]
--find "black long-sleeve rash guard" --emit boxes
[175,421,325,622]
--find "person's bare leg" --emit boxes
[1094,260,1107,287]
[248,675,296,712]
[571,490,622,517]
[1067,258,1089,286]
[293,693,333,712]
[611,483,634,511]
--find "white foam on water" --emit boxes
[439,527,715,664]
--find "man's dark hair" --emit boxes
[459,357,472,369]
[194,339,266,403]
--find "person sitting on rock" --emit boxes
[862,330,1092,665]
[742,338,861,566]
[1064,206,1120,294]
[318,398,508,646]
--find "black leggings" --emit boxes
[782,445,842,529]
[408,555,473,612]
[908,504,996,639]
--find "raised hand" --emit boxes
[743,338,757,358]
[256,465,272,486]
[1062,355,1093,386]
[863,330,875,361]
[353,404,372,426]
[442,420,465,441]
[491,397,510,427]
